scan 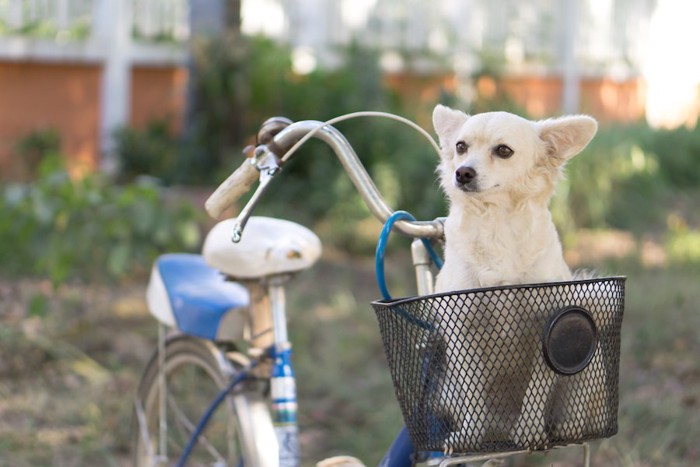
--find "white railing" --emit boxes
[0,0,188,42]
[132,0,188,43]
[0,0,92,39]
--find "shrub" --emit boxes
[172,36,446,251]
[14,128,61,179]
[640,124,700,188]
[115,36,700,247]
[559,122,700,234]
[0,156,202,285]
[243,39,446,250]
[113,120,179,183]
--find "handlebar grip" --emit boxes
[205,159,258,219]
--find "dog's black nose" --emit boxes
[455,166,476,185]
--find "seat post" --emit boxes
[268,275,290,345]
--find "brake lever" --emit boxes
[231,145,281,243]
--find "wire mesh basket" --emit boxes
[371,277,625,454]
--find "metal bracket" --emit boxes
[231,145,281,243]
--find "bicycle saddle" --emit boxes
[147,253,250,340]
[203,217,322,280]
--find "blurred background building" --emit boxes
[0,0,696,178]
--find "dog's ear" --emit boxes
[537,115,597,163]
[432,104,468,150]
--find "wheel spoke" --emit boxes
[132,338,251,467]
[166,390,228,463]
[134,396,157,460]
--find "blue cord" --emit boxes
[176,360,257,467]
[375,210,442,301]
[375,213,444,462]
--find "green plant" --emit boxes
[113,120,179,183]
[14,127,61,179]
[179,36,447,252]
[554,121,700,235]
[245,40,446,251]
[665,221,700,266]
[642,124,700,188]
[183,34,252,184]
[184,35,700,254]
[0,155,201,285]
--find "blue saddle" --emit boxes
[149,253,249,340]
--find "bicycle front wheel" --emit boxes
[132,335,276,466]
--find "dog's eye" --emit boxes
[455,141,468,155]
[494,144,514,159]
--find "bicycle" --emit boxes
[131,112,625,466]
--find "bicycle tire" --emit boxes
[132,334,277,466]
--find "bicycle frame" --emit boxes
[263,239,438,467]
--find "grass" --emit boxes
[517,260,700,467]
[0,281,151,466]
[0,234,698,466]
[611,265,700,466]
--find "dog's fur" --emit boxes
[430,105,598,451]
[433,105,597,292]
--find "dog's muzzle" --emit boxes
[455,166,478,192]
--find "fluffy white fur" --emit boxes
[430,105,598,451]
[433,105,597,292]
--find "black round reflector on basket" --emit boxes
[543,306,597,375]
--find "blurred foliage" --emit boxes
[469,52,529,116]
[180,34,249,184]
[116,36,447,251]
[14,127,62,179]
[0,18,90,41]
[643,124,700,188]
[112,35,700,257]
[561,122,700,235]
[0,156,201,286]
[113,120,179,183]
[665,214,700,266]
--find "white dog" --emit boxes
[430,104,598,451]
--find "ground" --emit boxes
[0,233,699,466]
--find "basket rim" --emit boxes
[371,275,627,307]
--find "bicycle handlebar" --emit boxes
[205,117,444,240]
[205,157,259,219]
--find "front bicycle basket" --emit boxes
[371,277,625,454]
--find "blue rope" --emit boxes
[176,360,257,467]
[375,210,442,301]
[375,213,444,461]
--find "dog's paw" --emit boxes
[442,415,487,454]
